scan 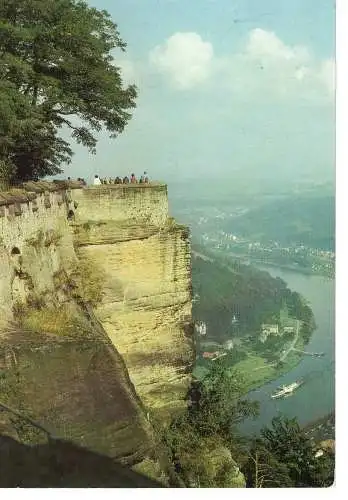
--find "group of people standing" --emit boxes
[67,177,87,185]
[93,172,149,186]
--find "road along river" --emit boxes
[239,265,335,435]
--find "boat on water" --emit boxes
[271,380,304,399]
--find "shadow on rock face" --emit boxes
[0,435,164,488]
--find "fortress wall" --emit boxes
[70,183,169,226]
[0,184,80,324]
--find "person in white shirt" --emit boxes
[93,174,101,186]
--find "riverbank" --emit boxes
[232,347,304,394]
[192,250,316,392]
[193,328,309,393]
[304,413,335,441]
[194,244,334,280]
[200,244,334,279]
[239,266,334,434]
[222,250,334,280]
[192,256,334,437]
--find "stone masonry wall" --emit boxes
[0,182,79,326]
[70,183,168,226]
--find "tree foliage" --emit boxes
[0,0,136,182]
[163,365,333,488]
[188,362,259,438]
[164,363,259,487]
[243,416,335,488]
[192,250,315,344]
[243,440,294,488]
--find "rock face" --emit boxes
[199,445,246,488]
[0,325,156,465]
[179,437,246,488]
[0,180,194,481]
[0,435,164,488]
[72,184,194,421]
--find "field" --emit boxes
[193,332,305,393]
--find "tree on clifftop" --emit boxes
[0,0,137,183]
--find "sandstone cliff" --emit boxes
[72,184,194,422]
[0,180,194,483]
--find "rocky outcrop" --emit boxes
[0,325,155,464]
[0,180,194,482]
[72,186,194,422]
[178,437,246,488]
[0,435,164,488]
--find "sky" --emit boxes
[67,0,335,184]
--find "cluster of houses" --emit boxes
[260,322,295,343]
[200,339,235,361]
[196,313,297,360]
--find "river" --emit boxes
[239,265,335,435]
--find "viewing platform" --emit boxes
[0,179,166,207]
[87,181,166,189]
[0,178,169,230]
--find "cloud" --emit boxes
[148,29,334,103]
[224,29,335,102]
[117,59,138,86]
[245,28,311,63]
[149,32,214,89]
[111,52,139,87]
[319,58,335,95]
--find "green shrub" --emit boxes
[68,258,105,306]
[19,304,91,338]
[44,229,61,247]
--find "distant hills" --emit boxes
[221,195,335,251]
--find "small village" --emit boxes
[195,309,300,365]
[200,230,335,278]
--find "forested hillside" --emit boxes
[221,195,335,251]
[192,249,310,343]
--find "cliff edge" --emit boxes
[0,180,194,484]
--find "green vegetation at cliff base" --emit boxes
[191,247,316,390]
[162,362,334,488]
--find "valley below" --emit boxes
[168,180,335,439]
